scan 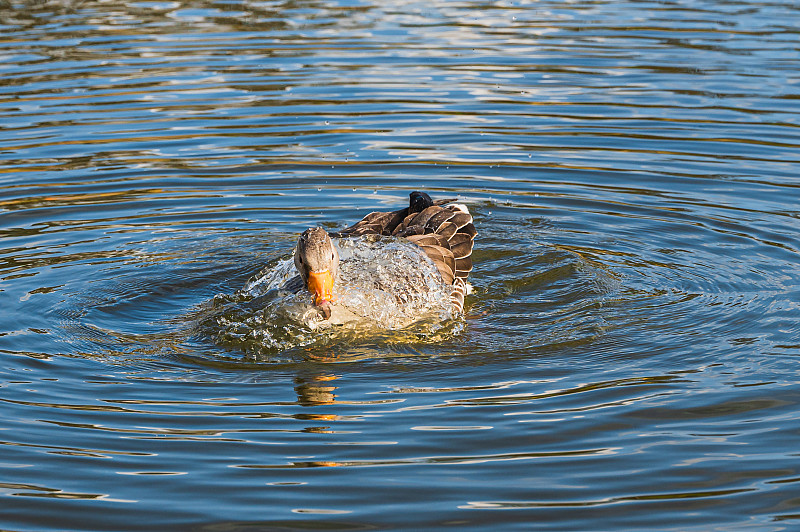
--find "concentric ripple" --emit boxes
[1,0,800,530]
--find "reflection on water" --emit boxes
[2,0,800,529]
[295,373,339,406]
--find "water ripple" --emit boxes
[2,0,800,529]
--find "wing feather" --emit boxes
[332,208,408,237]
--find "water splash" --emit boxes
[328,236,455,329]
[204,236,458,356]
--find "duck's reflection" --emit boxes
[290,371,347,467]
[294,372,339,406]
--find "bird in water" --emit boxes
[290,191,476,324]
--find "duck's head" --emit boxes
[295,227,339,317]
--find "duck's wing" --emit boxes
[330,206,410,237]
[394,203,476,313]
[329,191,457,238]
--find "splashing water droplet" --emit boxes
[205,236,458,356]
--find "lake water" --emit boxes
[2,0,800,529]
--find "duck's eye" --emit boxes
[331,252,335,260]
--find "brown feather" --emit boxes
[419,244,456,285]
[424,209,456,232]
[395,224,425,237]
[325,192,476,314]
[406,233,449,248]
[458,223,477,239]
[395,206,441,234]
[450,278,467,310]
[448,233,473,259]
[434,220,458,240]
[449,212,473,229]
[334,208,408,237]
[455,256,473,277]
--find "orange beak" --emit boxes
[307,270,335,306]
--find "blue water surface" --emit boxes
[1,0,800,529]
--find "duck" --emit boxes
[291,191,476,322]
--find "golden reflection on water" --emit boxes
[294,373,339,406]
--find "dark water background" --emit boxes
[2,0,800,529]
